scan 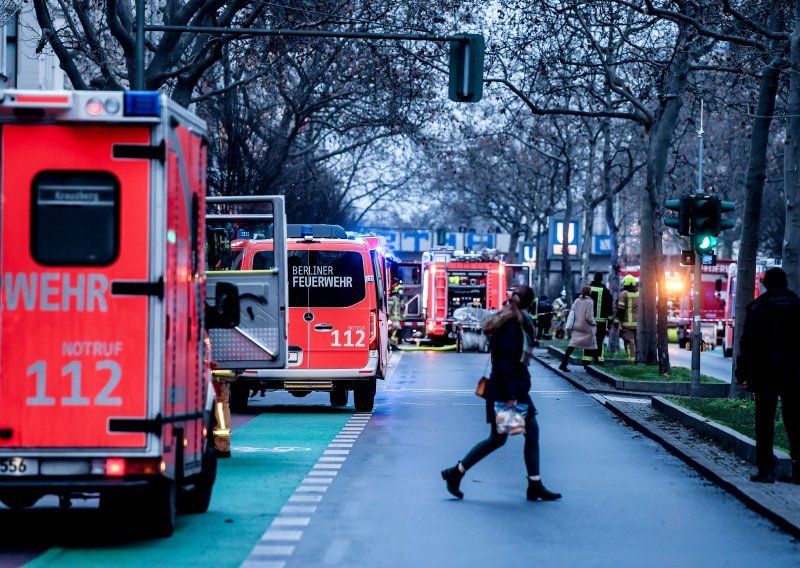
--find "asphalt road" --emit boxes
[284,351,798,567]
[667,343,733,382]
[2,350,797,567]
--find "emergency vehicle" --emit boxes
[420,248,507,348]
[0,90,286,537]
[721,258,781,357]
[235,224,387,412]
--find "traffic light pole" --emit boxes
[691,230,702,394]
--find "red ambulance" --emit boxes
[235,225,387,412]
[0,90,286,537]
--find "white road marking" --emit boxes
[251,544,294,555]
[288,495,323,503]
[241,405,375,567]
[261,530,303,541]
[271,517,311,527]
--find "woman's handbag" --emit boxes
[494,403,529,435]
[475,355,491,399]
[565,309,575,331]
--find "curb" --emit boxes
[546,344,729,397]
[600,398,800,539]
[652,396,792,478]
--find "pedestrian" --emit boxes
[558,286,597,371]
[388,280,404,350]
[736,267,800,484]
[616,275,639,363]
[585,272,614,365]
[536,294,553,341]
[441,285,561,502]
[212,370,236,458]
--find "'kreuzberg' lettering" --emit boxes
[292,265,353,288]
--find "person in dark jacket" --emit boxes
[736,267,800,484]
[441,285,561,501]
[585,272,614,364]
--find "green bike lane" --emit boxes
[23,410,351,568]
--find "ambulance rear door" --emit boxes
[0,113,155,451]
[305,244,371,370]
[205,196,288,370]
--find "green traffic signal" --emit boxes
[695,234,717,251]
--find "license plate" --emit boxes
[0,458,37,476]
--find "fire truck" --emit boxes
[721,258,781,357]
[418,248,507,349]
[0,90,287,537]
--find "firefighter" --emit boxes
[616,275,639,363]
[584,272,614,365]
[388,279,404,350]
[212,370,236,458]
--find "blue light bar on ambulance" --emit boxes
[124,91,161,117]
[301,225,314,241]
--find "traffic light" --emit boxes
[719,200,735,232]
[691,196,720,236]
[664,197,691,236]
[449,34,485,103]
[694,234,718,252]
[436,227,448,246]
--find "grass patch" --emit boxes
[670,397,790,454]
[606,365,724,384]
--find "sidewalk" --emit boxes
[533,346,800,538]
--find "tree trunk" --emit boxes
[730,56,782,396]
[561,166,575,303]
[604,122,621,354]
[638,47,690,371]
[783,1,800,292]
[580,136,597,285]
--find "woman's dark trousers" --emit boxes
[460,414,540,476]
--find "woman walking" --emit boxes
[441,285,561,501]
[559,285,597,372]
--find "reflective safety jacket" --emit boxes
[616,288,639,329]
[589,284,614,323]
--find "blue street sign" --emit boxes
[593,235,612,255]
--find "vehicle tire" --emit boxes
[354,378,376,413]
[178,443,218,514]
[330,387,349,407]
[724,347,733,358]
[148,478,177,538]
[0,492,40,509]
[230,381,250,412]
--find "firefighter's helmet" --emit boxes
[623,274,637,287]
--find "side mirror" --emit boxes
[206,281,240,329]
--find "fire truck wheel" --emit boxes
[0,491,40,509]
[230,382,250,412]
[147,479,177,538]
[178,444,218,514]
[330,386,349,407]
[354,379,376,413]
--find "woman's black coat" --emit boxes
[481,308,535,422]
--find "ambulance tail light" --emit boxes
[369,310,378,349]
[101,458,162,477]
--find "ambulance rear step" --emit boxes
[284,381,333,391]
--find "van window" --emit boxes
[253,251,275,270]
[370,250,385,308]
[31,171,120,266]
[288,250,366,308]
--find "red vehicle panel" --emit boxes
[1,124,151,449]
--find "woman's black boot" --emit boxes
[527,479,561,501]
[441,465,464,499]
